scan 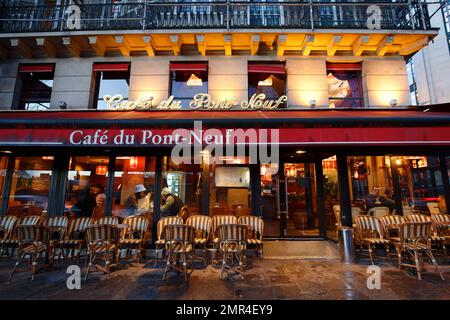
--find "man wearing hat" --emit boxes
[160,187,183,217]
[122,184,151,217]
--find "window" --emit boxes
[65,156,109,217]
[7,156,54,215]
[347,156,394,213]
[93,63,130,110]
[169,62,208,109]
[17,64,54,110]
[327,63,363,108]
[394,156,444,213]
[248,62,286,105]
[442,3,450,54]
[111,156,156,220]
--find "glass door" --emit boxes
[283,163,319,237]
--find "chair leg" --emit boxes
[220,251,226,280]
[183,253,188,282]
[162,251,171,280]
[9,253,25,281]
[413,250,422,280]
[85,253,96,281]
[368,244,375,265]
[425,249,445,281]
[31,253,38,281]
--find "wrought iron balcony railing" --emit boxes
[0,1,432,34]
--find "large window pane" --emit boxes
[322,155,340,239]
[65,156,109,217]
[161,156,202,216]
[327,64,363,108]
[170,63,208,110]
[7,156,53,216]
[112,156,156,220]
[395,156,444,214]
[347,156,394,214]
[94,65,130,110]
[18,69,54,110]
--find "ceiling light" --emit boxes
[187,73,203,86]
[296,150,306,154]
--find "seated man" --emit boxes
[122,184,151,217]
[160,187,183,217]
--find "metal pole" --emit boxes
[309,0,314,31]
[142,0,147,31]
[315,159,327,237]
[418,0,427,30]
[408,0,416,30]
[226,0,230,31]
[336,153,352,228]
[439,155,450,214]
[152,155,163,243]
[390,156,404,215]
[105,155,116,217]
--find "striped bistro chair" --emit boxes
[162,224,195,281]
[45,216,69,263]
[368,206,390,218]
[218,224,248,280]
[211,215,238,246]
[405,214,446,249]
[18,215,41,226]
[430,214,450,255]
[396,222,445,281]
[117,216,149,263]
[0,215,18,257]
[93,216,118,226]
[59,217,92,264]
[186,215,212,267]
[238,216,264,259]
[85,224,121,280]
[355,215,391,264]
[378,215,406,243]
[154,216,183,266]
[9,225,50,281]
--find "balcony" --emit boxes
[0,1,433,33]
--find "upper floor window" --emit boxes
[93,63,130,110]
[248,62,286,106]
[17,64,54,111]
[327,63,363,108]
[170,62,208,110]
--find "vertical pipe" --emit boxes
[278,160,287,237]
[315,159,327,237]
[439,155,450,214]
[104,155,115,216]
[201,155,210,216]
[152,155,163,243]
[0,156,15,216]
[390,156,404,215]
[48,154,69,217]
[250,163,262,217]
[337,154,352,227]
[309,0,314,31]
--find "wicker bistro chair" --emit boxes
[396,222,445,281]
[0,215,18,257]
[162,224,195,281]
[430,214,450,255]
[85,224,121,280]
[58,217,92,264]
[45,216,69,263]
[211,215,238,262]
[1,215,41,257]
[238,216,264,259]
[9,225,51,281]
[378,215,406,243]
[405,214,447,250]
[355,215,391,264]
[218,224,248,280]
[186,215,212,267]
[368,206,390,218]
[117,216,149,263]
[154,216,183,266]
[93,216,118,226]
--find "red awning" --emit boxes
[169,63,208,72]
[18,64,54,73]
[327,63,362,71]
[93,63,130,72]
[248,64,286,74]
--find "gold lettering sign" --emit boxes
[103,93,288,111]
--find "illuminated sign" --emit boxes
[103,93,288,111]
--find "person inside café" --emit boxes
[92,184,106,208]
[366,186,382,210]
[380,188,395,212]
[122,184,152,217]
[160,187,183,217]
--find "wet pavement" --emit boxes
[0,251,449,300]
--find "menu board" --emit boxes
[215,167,250,188]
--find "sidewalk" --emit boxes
[0,255,448,300]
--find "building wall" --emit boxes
[0,55,412,109]
[412,3,450,105]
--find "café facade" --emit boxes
[0,1,449,243]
